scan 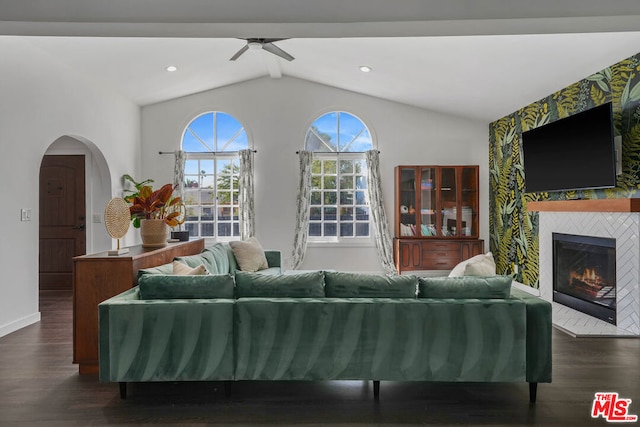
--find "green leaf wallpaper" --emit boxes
[489,52,640,288]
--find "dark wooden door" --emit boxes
[39,155,86,290]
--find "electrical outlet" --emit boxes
[20,208,32,222]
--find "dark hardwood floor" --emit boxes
[0,290,638,426]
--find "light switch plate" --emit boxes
[93,213,102,223]
[20,208,32,222]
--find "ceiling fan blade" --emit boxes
[229,44,249,61]
[262,42,294,62]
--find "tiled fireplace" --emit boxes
[530,200,640,337]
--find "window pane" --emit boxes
[340,223,353,237]
[218,223,231,237]
[219,207,232,220]
[356,207,369,221]
[340,207,353,220]
[356,175,367,189]
[311,159,322,174]
[201,190,215,204]
[324,223,337,237]
[201,222,214,236]
[340,160,353,174]
[340,175,354,190]
[184,190,199,206]
[185,223,198,237]
[323,160,336,174]
[356,223,369,237]
[324,207,337,221]
[310,207,322,221]
[340,191,353,205]
[202,207,214,221]
[324,191,337,205]
[184,113,214,152]
[311,176,322,189]
[216,112,248,152]
[309,222,322,236]
[355,191,367,205]
[354,160,366,174]
[310,191,321,205]
[233,223,240,236]
[324,176,336,190]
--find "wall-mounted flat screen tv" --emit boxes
[521,102,617,193]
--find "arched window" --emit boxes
[181,111,249,239]
[304,111,373,241]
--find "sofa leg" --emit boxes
[529,382,537,403]
[119,382,127,400]
[224,381,231,399]
[373,380,380,400]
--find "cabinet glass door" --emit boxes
[398,168,417,236]
[420,167,436,236]
[440,167,458,237]
[461,167,478,237]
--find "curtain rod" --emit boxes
[295,150,380,154]
[159,150,257,155]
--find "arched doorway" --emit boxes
[39,136,111,291]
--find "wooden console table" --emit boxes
[72,239,205,375]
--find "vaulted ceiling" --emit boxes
[4,0,640,122]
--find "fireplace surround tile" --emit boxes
[539,211,640,336]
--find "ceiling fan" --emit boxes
[229,38,295,62]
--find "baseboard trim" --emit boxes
[0,312,41,338]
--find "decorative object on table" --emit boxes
[104,197,131,256]
[171,230,190,242]
[125,178,185,248]
[400,205,408,213]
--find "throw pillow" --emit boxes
[235,270,325,298]
[138,274,235,299]
[448,252,495,277]
[464,253,497,276]
[172,261,208,276]
[229,237,269,272]
[324,271,418,298]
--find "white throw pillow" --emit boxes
[172,261,208,276]
[229,237,269,272]
[463,253,497,276]
[448,252,495,277]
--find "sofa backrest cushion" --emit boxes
[418,275,512,299]
[235,271,325,298]
[138,274,235,299]
[324,271,418,298]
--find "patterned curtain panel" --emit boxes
[365,150,397,275]
[173,150,186,199]
[291,150,312,270]
[239,149,255,240]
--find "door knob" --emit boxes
[73,224,85,230]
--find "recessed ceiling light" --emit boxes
[359,65,372,73]
[165,65,178,72]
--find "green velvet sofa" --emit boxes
[99,249,551,403]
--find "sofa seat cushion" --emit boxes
[138,274,235,299]
[324,271,418,298]
[235,271,325,298]
[418,275,512,299]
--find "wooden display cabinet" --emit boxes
[394,165,483,273]
[72,239,205,374]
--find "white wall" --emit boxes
[0,37,141,337]
[142,76,488,272]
